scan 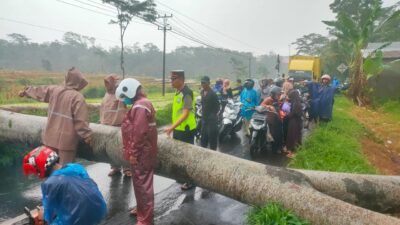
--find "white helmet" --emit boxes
[321,74,331,81]
[115,78,141,100]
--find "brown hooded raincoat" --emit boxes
[99,74,127,126]
[23,68,92,155]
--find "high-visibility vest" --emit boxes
[172,86,196,131]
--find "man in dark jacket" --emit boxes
[200,76,220,150]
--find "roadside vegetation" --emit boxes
[247,202,310,225]
[289,96,376,174]
[372,98,400,121]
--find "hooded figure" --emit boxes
[100,74,127,126]
[307,74,335,122]
[19,67,92,165]
[100,74,130,176]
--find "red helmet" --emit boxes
[23,146,59,179]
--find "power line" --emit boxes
[56,0,152,26]
[0,17,119,44]
[172,26,217,48]
[154,0,259,51]
[6,1,250,57]
[56,0,115,17]
[86,0,117,11]
[170,17,218,47]
[170,29,218,50]
[61,0,243,52]
[72,0,116,14]
[169,32,192,46]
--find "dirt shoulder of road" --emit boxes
[350,106,400,175]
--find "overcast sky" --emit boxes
[0,0,398,56]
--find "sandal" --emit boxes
[123,169,132,177]
[129,207,137,216]
[181,183,194,191]
[108,168,121,176]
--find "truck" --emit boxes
[288,55,321,81]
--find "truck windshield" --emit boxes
[288,70,312,82]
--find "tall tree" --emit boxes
[7,33,29,45]
[103,0,157,78]
[292,33,329,56]
[323,0,400,105]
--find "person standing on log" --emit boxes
[19,67,92,165]
[99,74,131,177]
[164,70,197,190]
[116,78,158,225]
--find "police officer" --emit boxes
[164,70,197,190]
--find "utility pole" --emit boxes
[158,14,172,96]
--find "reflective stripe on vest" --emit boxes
[172,91,196,131]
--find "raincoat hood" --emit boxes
[64,68,88,91]
[104,74,120,94]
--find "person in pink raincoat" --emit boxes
[116,78,157,225]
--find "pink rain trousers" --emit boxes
[121,95,157,225]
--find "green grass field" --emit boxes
[288,96,376,174]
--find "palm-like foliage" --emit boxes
[323,0,399,105]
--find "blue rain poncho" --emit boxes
[307,82,335,120]
[240,88,260,120]
[41,163,107,225]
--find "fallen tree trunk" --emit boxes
[1,110,399,225]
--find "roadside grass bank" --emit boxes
[351,97,400,175]
[247,202,310,225]
[288,96,376,174]
[372,98,400,121]
[247,96,377,225]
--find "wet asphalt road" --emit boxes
[96,129,291,225]
[1,127,294,225]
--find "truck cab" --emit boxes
[288,56,321,82]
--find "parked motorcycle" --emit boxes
[218,98,242,142]
[249,106,280,157]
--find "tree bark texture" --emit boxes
[1,110,400,225]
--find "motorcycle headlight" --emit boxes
[250,119,265,130]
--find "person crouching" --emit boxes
[23,146,107,225]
